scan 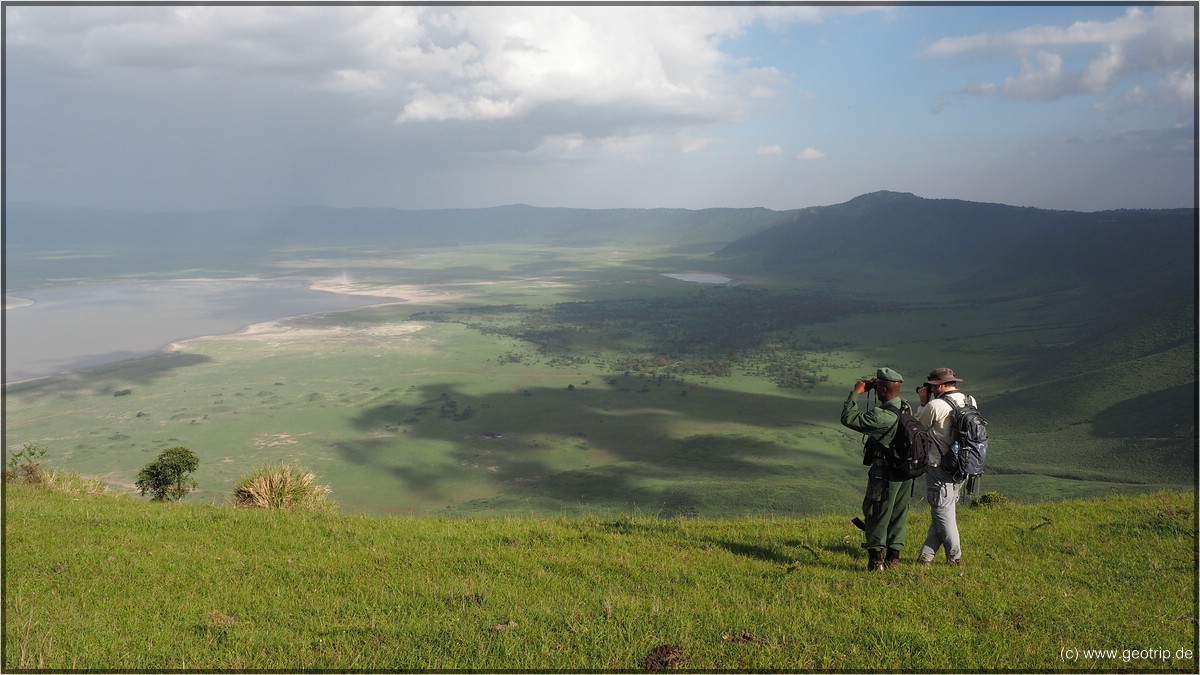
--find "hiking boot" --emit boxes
[949,558,962,566]
[885,549,902,569]
[867,549,886,572]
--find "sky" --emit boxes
[3,2,1196,213]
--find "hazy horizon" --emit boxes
[6,189,1196,217]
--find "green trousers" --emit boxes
[862,463,915,551]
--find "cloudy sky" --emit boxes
[4,3,1195,213]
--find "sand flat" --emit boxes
[309,278,465,304]
[168,320,428,349]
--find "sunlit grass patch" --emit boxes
[4,486,1194,671]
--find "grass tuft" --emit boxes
[37,469,112,496]
[231,463,335,511]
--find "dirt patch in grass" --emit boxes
[642,645,685,672]
[253,433,309,448]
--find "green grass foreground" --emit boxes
[4,486,1196,672]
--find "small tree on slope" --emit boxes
[136,446,199,502]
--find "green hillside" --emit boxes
[4,484,1195,672]
[985,292,1196,484]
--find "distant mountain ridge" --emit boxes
[6,193,1194,294]
[4,201,782,251]
[716,190,1196,297]
[4,201,786,285]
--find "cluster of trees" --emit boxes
[604,354,732,379]
[416,287,872,389]
[438,397,475,421]
[736,343,835,389]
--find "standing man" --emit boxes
[915,367,977,566]
[840,367,914,571]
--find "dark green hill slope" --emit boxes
[717,191,1196,302]
[985,292,1196,484]
[715,192,1197,496]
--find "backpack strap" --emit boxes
[937,390,970,410]
[877,400,908,447]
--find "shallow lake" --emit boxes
[3,279,384,383]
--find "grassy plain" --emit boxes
[5,484,1195,671]
[3,243,1193,516]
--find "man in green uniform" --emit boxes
[840,367,913,571]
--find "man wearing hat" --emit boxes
[915,367,978,565]
[840,367,914,571]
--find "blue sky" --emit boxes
[4,3,1195,212]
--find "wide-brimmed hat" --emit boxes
[925,367,962,385]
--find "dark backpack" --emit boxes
[880,401,933,480]
[940,392,988,480]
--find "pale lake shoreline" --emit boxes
[4,273,730,385]
[3,277,433,385]
[5,295,35,310]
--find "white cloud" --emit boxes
[1080,43,1123,93]
[1004,51,1065,100]
[524,132,720,163]
[12,4,1182,213]
[526,132,670,163]
[679,135,719,154]
[923,7,1170,57]
[397,92,523,124]
[1163,68,1196,106]
[1097,67,1196,115]
[925,6,1193,111]
[965,81,998,96]
[755,4,893,31]
[7,4,830,157]
[380,6,783,125]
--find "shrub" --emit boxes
[972,491,1009,508]
[232,463,335,511]
[136,447,200,502]
[5,443,110,495]
[5,443,49,485]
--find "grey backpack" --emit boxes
[940,392,987,480]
